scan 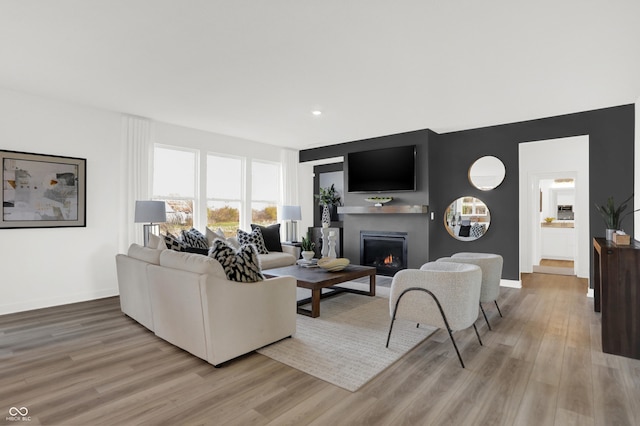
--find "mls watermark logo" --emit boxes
[6,407,31,422]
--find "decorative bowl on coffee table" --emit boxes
[317,257,350,272]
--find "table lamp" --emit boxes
[281,205,302,242]
[134,200,167,247]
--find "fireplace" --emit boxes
[360,231,408,276]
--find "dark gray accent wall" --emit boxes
[300,104,635,284]
[301,129,433,268]
[428,104,635,281]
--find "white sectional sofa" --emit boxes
[115,244,297,366]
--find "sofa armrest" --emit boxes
[115,254,155,330]
[281,244,300,259]
[200,275,297,366]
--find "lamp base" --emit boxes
[143,223,160,247]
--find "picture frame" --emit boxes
[1,150,86,229]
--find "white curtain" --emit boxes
[118,115,154,252]
[280,148,299,206]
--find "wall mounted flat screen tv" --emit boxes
[347,145,416,192]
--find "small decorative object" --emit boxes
[613,230,631,245]
[315,184,341,227]
[327,231,337,258]
[301,233,315,261]
[595,195,633,240]
[317,257,350,272]
[365,196,393,207]
[320,227,329,258]
[544,217,554,223]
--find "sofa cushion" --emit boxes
[159,249,226,278]
[206,227,226,246]
[181,228,209,249]
[127,243,162,265]
[210,239,264,282]
[250,223,282,252]
[259,252,297,270]
[237,227,268,254]
[148,233,167,250]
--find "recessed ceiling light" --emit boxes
[311,110,322,116]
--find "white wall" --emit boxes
[0,89,292,315]
[0,88,122,314]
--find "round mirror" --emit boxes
[444,196,491,241]
[469,156,506,190]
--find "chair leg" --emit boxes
[495,300,503,317]
[386,319,396,348]
[387,287,467,368]
[480,303,492,331]
[446,328,465,368]
[473,323,483,346]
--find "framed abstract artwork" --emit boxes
[1,150,86,229]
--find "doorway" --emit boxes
[519,135,590,284]
[531,176,576,276]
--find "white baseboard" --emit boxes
[500,279,522,289]
[587,288,594,298]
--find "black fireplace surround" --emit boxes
[360,231,408,276]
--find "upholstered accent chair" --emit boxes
[437,252,504,330]
[387,261,483,368]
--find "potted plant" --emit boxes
[300,234,316,261]
[595,194,633,240]
[314,184,341,227]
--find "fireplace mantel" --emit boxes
[337,205,428,215]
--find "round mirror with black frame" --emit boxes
[444,196,491,241]
[468,156,506,191]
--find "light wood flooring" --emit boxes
[1,273,640,425]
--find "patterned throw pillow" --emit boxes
[163,233,187,251]
[181,228,209,249]
[237,227,269,254]
[209,239,264,282]
[470,223,485,238]
[250,223,282,252]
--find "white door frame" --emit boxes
[519,135,590,284]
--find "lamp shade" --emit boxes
[281,205,302,221]
[134,200,167,223]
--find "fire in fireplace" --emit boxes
[360,231,408,276]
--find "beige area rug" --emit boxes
[257,282,436,392]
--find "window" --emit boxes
[153,146,197,235]
[151,144,283,240]
[207,154,242,237]
[251,160,279,227]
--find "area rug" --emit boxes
[257,284,436,392]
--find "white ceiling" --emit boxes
[1,0,639,150]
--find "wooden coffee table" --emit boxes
[263,264,376,318]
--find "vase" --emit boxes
[301,250,315,261]
[606,229,615,241]
[321,204,331,227]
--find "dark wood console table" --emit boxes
[593,237,640,359]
